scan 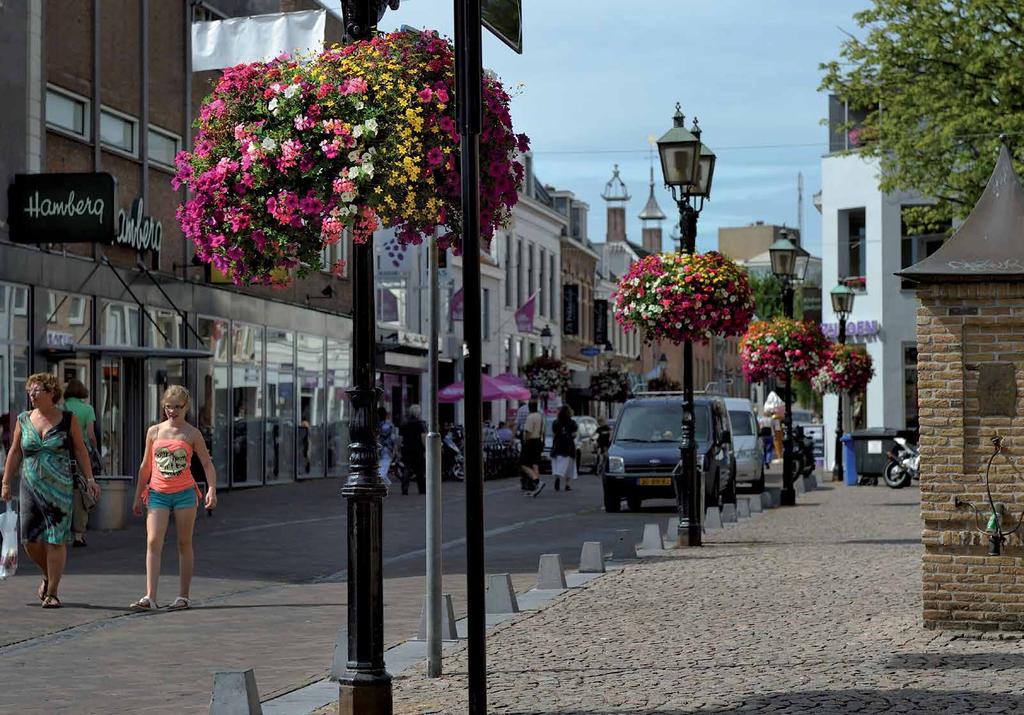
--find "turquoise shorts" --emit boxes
[148,488,198,511]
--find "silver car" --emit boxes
[724,397,764,492]
[541,414,599,474]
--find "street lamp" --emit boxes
[658,352,668,375]
[768,229,809,507]
[657,102,716,547]
[540,324,553,357]
[830,283,856,483]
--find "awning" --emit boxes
[43,344,214,360]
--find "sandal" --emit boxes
[167,596,192,611]
[41,594,61,609]
[129,596,158,611]
[38,579,48,602]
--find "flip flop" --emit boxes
[167,596,192,611]
[129,596,158,611]
[41,594,61,609]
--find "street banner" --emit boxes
[562,284,579,336]
[191,10,325,71]
[593,299,609,345]
[514,292,537,333]
[450,287,465,321]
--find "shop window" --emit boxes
[47,290,93,346]
[0,283,30,342]
[197,317,230,488]
[837,208,867,288]
[148,127,180,169]
[146,307,182,349]
[265,328,295,484]
[101,301,140,346]
[900,207,951,290]
[326,337,351,476]
[232,323,264,487]
[100,108,137,156]
[376,278,406,327]
[297,334,326,478]
[45,85,89,139]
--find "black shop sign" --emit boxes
[563,284,579,336]
[593,299,608,345]
[8,172,116,244]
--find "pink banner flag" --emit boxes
[514,292,536,333]
[450,287,464,321]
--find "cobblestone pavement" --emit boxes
[389,482,1024,714]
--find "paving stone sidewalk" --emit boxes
[385,483,1024,714]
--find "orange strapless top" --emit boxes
[147,438,201,498]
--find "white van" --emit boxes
[724,397,765,492]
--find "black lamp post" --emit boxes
[768,229,809,507]
[830,283,855,483]
[656,102,716,547]
[540,324,553,357]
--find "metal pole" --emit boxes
[455,1,487,712]
[338,237,392,713]
[675,201,701,546]
[780,281,796,507]
[833,315,846,483]
[425,237,443,677]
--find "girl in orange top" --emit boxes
[130,385,217,610]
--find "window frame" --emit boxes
[99,106,139,158]
[147,125,182,170]
[45,84,91,140]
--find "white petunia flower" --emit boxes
[268,98,279,113]
[283,84,300,99]
[352,125,364,138]
[261,137,277,152]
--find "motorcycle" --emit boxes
[793,426,816,479]
[442,425,465,482]
[884,436,919,489]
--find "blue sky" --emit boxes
[325,0,871,256]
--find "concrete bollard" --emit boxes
[736,498,751,519]
[760,491,773,510]
[611,529,636,560]
[721,502,738,523]
[766,487,782,507]
[579,542,606,573]
[748,495,763,514]
[417,593,458,640]
[210,669,262,715]
[537,553,568,589]
[640,523,664,551]
[807,474,818,490]
[485,573,520,614]
[795,476,806,495]
[705,506,723,530]
[666,517,679,545]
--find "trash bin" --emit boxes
[842,434,857,486]
[93,476,133,530]
[849,428,917,478]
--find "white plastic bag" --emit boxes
[0,501,18,580]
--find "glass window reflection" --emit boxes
[232,323,264,486]
[197,318,230,488]
[297,334,325,478]
[266,328,295,483]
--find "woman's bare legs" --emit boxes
[145,509,171,601]
[172,506,197,598]
[43,543,67,596]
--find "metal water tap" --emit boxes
[954,435,1024,555]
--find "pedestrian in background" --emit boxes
[550,405,578,492]
[63,378,99,548]
[130,385,217,611]
[398,404,426,495]
[758,412,774,466]
[520,400,545,496]
[1,373,100,608]
[595,416,611,461]
[496,421,514,444]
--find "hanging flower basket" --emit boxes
[175,30,529,286]
[740,318,829,383]
[523,355,570,397]
[590,369,632,402]
[646,375,682,392]
[612,251,755,345]
[812,344,874,395]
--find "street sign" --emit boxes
[580,346,601,358]
[482,0,522,54]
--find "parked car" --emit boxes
[600,393,736,513]
[724,397,764,492]
[541,414,599,474]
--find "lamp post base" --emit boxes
[339,674,393,715]
[780,487,796,507]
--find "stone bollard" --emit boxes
[640,523,664,551]
[666,516,679,545]
[210,669,262,715]
[721,502,738,523]
[736,498,751,519]
[808,473,819,489]
[485,573,520,614]
[759,491,772,510]
[416,593,459,640]
[766,487,782,507]
[579,542,606,573]
[611,529,636,560]
[748,495,763,514]
[537,553,568,589]
[705,506,723,530]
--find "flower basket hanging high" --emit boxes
[523,355,570,398]
[812,344,874,395]
[646,375,682,392]
[612,251,755,345]
[740,317,829,383]
[590,369,632,403]
[175,30,529,286]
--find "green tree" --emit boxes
[748,273,803,320]
[819,0,1024,233]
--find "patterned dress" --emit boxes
[18,411,74,544]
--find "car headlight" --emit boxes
[607,456,625,474]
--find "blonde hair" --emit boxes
[27,373,62,402]
[162,385,192,411]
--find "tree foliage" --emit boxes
[748,273,803,320]
[819,0,1024,233]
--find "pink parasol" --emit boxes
[437,374,531,403]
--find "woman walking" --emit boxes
[130,386,217,611]
[550,406,578,492]
[64,378,98,547]
[1,373,100,608]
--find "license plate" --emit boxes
[639,477,672,486]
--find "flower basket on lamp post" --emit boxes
[523,355,570,406]
[739,317,830,383]
[590,368,632,403]
[812,344,874,395]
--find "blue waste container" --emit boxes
[842,434,858,486]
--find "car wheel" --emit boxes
[751,466,765,493]
[603,482,621,513]
[626,495,643,512]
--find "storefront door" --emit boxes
[98,357,124,476]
